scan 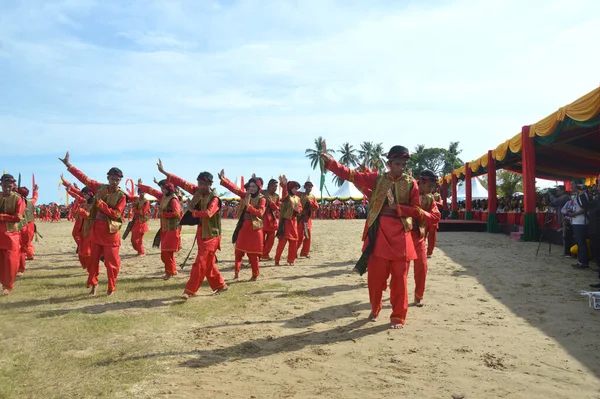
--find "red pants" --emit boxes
[18,226,29,273]
[89,243,120,293]
[131,230,145,255]
[161,251,178,275]
[184,245,226,296]
[275,237,298,264]
[262,230,277,258]
[367,254,409,325]
[25,222,35,259]
[411,232,428,301]
[0,248,20,291]
[297,223,312,256]
[78,254,91,270]
[426,226,437,256]
[72,225,81,247]
[234,249,259,277]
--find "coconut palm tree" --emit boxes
[333,142,359,186]
[305,136,335,172]
[371,142,386,172]
[358,141,374,168]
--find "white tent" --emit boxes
[454,177,488,200]
[219,177,241,201]
[297,175,322,199]
[327,180,364,201]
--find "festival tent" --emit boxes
[297,175,322,199]
[440,86,600,239]
[454,178,488,201]
[219,177,241,201]
[327,180,364,201]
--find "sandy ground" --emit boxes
[7,219,600,398]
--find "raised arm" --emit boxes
[137,183,163,200]
[323,157,378,192]
[59,152,101,192]
[267,195,280,212]
[31,185,39,206]
[166,173,198,195]
[219,174,246,198]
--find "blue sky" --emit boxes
[1,0,599,203]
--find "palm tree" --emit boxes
[334,142,359,186]
[358,141,374,168]
[371,142,386,172]
[443,141,464,176]
[305,136,335,173]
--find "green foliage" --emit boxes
[496,170,523,198]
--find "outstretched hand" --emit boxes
[157,158,167,175]
[138,178,143,186]
[218,169,225,180]
[153,177,159,185]
[279,174,288,186]
[58,151,70,166]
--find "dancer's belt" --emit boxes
[96,213,108,221]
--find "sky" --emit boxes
[1,0,599,203]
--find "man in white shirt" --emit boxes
[570,183,591,268]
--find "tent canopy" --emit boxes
[454,178,488,200]
[443,87,600,183]
[327,180,364,201]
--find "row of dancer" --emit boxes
[56,152,319,298]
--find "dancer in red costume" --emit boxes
[261,179,280,260]
[411,170,441,307]
[219,171,266,280]
[274,176,302,266]
[0,174,26,295]
[137,179,182,279]
[157,159,228,300]
[60,152,127,296]
[320,141,438,329]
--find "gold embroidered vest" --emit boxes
[236,194,264,230]
[280,194,301,220]
[366,173,413,232]
[160,193,180,231]
[191,189,221,239]
[24,199,35,224]
[0,192,22,233]
[89,185,125,234]
[263,191,279,217]
[299,193,315,221]
[417,193,435,238]
[134,198,150,223]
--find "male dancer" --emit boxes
[297,179,319,258]
[412,170,441,306]
[261,179,280,260]
[320,141,437,328]
[130,188,151,256]
[157,159,228,299]
[60,152,127,296]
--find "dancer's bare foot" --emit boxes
[390,322,403,329]
[261,256,272,261]
[274,261,280,266]
[286,262,294,266]
[1,288,10,296]
[415,299,424,307]
[89,286,97,296]
[214,286,228,295]
[180,292,190,300]
[16,272,23,278]
[106,290,115,297]
[137,253,145,257]
[249,276,258,281]
[368,312,378,322]
[163,273,173,281]
[233,273,239,280]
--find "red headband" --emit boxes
[388,153,410,160]
[419,176,437,182]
